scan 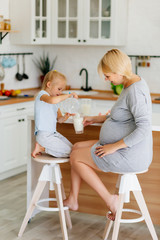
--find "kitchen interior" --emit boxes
[0,0,160,239]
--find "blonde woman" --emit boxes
[32,70,78,158]
[64,49,152,221]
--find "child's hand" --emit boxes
[70,92,78,99]
[58,113,74,123]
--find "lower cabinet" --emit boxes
[0,101,34,180]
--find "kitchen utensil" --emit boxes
[62,96,80,114]
[0,63,5,81]
[8,57,16,67]
[22,55,29,79]
[2,57,8,68]
[15,55,23,81]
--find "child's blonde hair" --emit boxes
[98,49,133,79]
[41,70,67,90]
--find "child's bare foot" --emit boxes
[107,195,119,221]
[31,142,45,158]
[63,196,79,211]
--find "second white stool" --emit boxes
[18,153,72,240]
[103,170,158,240]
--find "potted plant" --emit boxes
[33,53,57,84]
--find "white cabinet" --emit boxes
[10,0,127,46]
[52,0,128,45]
[10,0,51,44]
[0,102,34,180]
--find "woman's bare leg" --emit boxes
[64,140,98,210]
[63,168,81,210]
[65,146,119,220]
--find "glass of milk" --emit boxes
[73,113,84,134]
[80,99,92,116]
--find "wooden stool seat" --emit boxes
[18,154,72,240]
[103,170,158,240]
[33,152,69,164]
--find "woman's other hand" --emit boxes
[95,144,117,157]
[83,116,94,127]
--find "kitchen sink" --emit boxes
[63,90,98,95]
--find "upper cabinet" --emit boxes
[10,0,51,44]
[10,0,127,46]
[52,0,128,46]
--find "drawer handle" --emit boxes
[18,119,25,122]
[17,108,26,111]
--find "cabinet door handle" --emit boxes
[22,119,25,121]
[78,39,81,42]
[33,39,36,41]
[17,108,26,111]
[18,119,21,122]
[83,39,86,42]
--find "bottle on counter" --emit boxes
[4,19,11,30]
[0,15,4,30]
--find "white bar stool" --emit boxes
[103,170,158,240]
[18,153,72,240]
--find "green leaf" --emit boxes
[33,52,57,75]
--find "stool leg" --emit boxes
[103,220,113,240]
[18,181,47,237]
[133,190,158,240]
[112,194,125,240]
[54,183,68,240]
[61,182,72,230]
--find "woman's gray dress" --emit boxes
[91,78,153,173]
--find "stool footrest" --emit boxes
[120,208,144,223]
[35,198,69,212]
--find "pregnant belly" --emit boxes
[99,119,135,145]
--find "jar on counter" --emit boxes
[0,15,4,30]
[4,19,11,30]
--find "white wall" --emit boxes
[0,0,42,90]
[0,0,160,93]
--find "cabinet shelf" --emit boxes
[0,30,18,44]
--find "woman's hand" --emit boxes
[95,144,117,158]
[83,116,94,127]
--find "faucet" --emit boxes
[79,68,92,91]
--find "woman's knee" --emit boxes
[72,142,82,151]
[69,149,79,165]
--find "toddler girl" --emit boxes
[32,70,77,158]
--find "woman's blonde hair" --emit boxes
[98,49,133,79]
[41,70,67,90]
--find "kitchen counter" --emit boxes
[0,88,160,106]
